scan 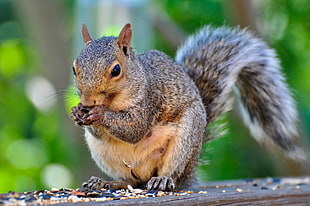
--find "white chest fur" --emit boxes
[84,123,177,185]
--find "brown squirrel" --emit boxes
[70,23,304,191]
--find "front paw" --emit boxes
[85,105,105,126]
[82,176,111,191]
[147,176,175,191]
[70,104,104,126]
[70,103,91,126]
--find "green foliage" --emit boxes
[64,84,80,114]
[259,1,310,157]
[0,40,26,78]
[159,0,226,32]
[0,0,80,193]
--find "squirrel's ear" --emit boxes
[117,23,132,55]
[82,23,92,45]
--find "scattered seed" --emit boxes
[245,178,254,183]
[132,188,144,194]
[157,191,166,197]
[68,195,82,203]
[127,185,134,192]
[266,177,273,184]
[120,197,129,200]
[87,191,100,197]
[3,177,307,205]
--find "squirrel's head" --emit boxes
[72,23,144,111]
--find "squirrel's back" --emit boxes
[137,50,203,121]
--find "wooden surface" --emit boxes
[1,177,310,205]
[59,177,310,206]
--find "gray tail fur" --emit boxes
[176,26,305,161]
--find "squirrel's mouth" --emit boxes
[81,91,117,108]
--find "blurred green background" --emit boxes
[0,0,309,193]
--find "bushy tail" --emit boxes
[176,26,305,160]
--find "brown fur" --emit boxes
[70,24,303,191]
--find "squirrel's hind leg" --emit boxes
[148,101,206,190]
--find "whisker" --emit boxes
[63,86,80,112]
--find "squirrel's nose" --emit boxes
[81,95,103,107]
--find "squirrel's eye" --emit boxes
[111,64,121,77]
[72,66,76,76]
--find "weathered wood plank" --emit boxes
[1,177,309,205]
[58,177,310,206]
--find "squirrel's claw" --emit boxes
[70,103,92,126]
[86,106,105,126]
[70,103,104,126]
[147,176,175,191]
[82,176,110,191]
[69,112,83,126]
[82,176,131,190]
